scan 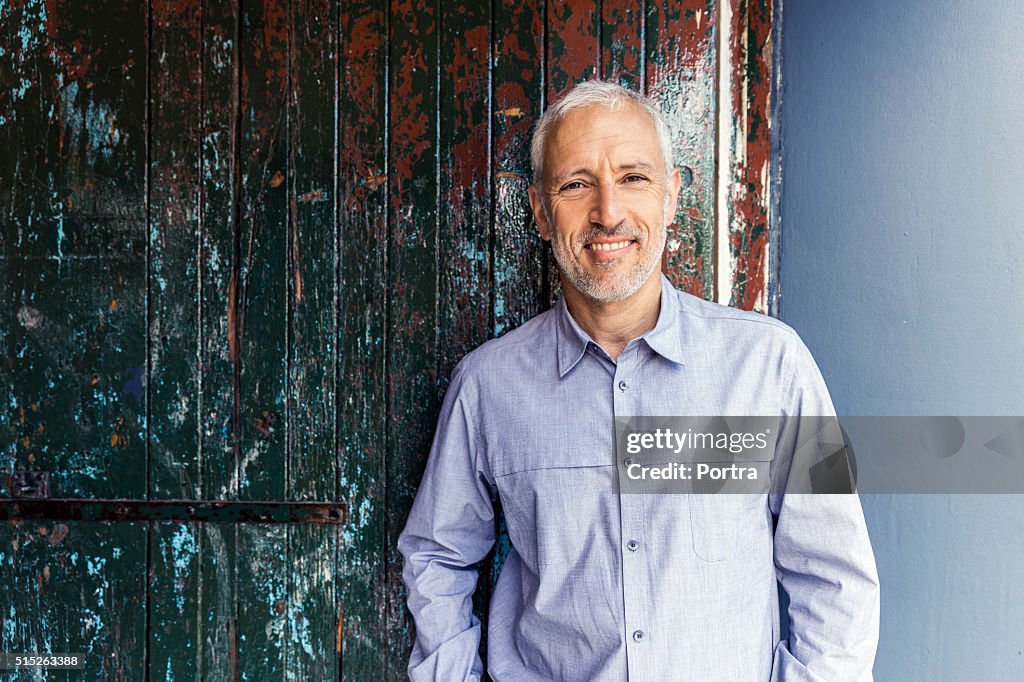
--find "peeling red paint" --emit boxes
[648,0,717,300]
[547,0,599,97]
[727,0,773,311]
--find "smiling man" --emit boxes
[398,81,879,681]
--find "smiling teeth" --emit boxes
[588,240,632,251]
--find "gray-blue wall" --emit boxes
[779,0,1024,678]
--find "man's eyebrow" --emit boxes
[618,161,658,172]
[551,168,593,184]
[551,161,659,185]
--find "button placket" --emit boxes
[614,353,649,679]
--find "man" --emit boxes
[398,81,879,681]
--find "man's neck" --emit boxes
[563,274,663,361]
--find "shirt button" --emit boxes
[618,380,628,391]
[623,458,633,468]
[627,539,639,552]
[633,630,645,642]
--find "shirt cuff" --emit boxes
[408,625,484,682]
[771,640,873,682]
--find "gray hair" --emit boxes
[529,80,674,188]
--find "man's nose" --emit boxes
[589,183,626,227]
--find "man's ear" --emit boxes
[527,185,552,241]
[666,167,682,219]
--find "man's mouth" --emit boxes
[586,239,634,252]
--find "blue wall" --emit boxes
[779,0,1024,678]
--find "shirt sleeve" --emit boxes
[396,360,497,682]
[769,340,881,682]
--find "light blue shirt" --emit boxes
[398,275,879,681]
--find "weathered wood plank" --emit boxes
[286,523,338,679]
[236,523,287,678]
[439,0,492,371]
[196,523,239,679]
[602,0,645,90]
[337,0,389,675]
[198,0,243,500]
[386,0,440,676]
[647,0,718,299]
[492,0,546,335]
[288,0,338,502]
[148,521,202,681]
[0,520,147,680]
[725,0,773,312]
[1,0,147,499]
[1,0,62,260]
[148,0,203,500]
[237,0,290,502]
[0,257,11,471]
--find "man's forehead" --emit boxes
[545,104,662,172]
[551,102,654,138]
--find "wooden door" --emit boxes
[1,0,775,678]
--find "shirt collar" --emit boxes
[641,274,687,366]
[555,274,686,377]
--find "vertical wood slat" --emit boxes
[1,0,148,500]
[149,0,202,500]
[199,0,244,502]
[288,0,338,502]
[439,0,492,375]
[647,0,718,300]
[236,524,287,677]
[725,0,773,312]
[286,2,342,679]
[146,0,208,671]
[149,522,199,680]
[337,0,389,676]
[386,0,440,678]
[286,523,338,679]
[492,0,546,338]
[237,0,289,502]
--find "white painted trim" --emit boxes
[715,0,734,305]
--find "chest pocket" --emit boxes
[688,493,772,562]
[495,448,619,567]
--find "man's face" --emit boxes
[528,103,681,304]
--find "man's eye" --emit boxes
[560,181,585,192]
[623,174,648,183]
